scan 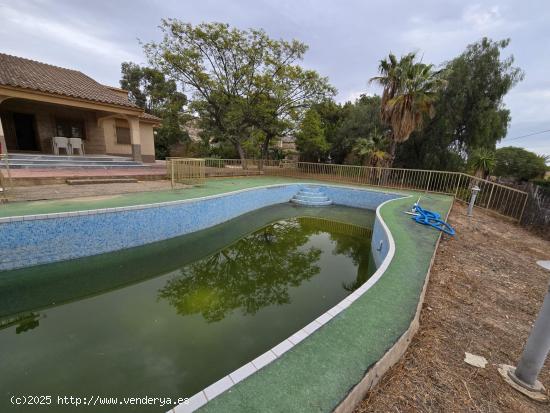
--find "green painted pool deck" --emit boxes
[1,176,414,218]
[193,193,453,413]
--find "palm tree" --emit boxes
[469,148,496,179]
[370,52,445,166]
[352,129,389,167]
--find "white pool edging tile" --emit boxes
[0,182,401,224]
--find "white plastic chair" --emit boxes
[68,138,85,155]
[52,137,70,155]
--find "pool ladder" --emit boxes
[290,187,332,206]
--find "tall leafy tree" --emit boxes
[396,38,524,170]
[370,52,446,165]
[331,95,385,163]
[120,62,188,158]
[144,21,334,162]
[295,109,329,162]
[494,147,547,181]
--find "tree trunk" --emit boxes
[388,139,397,168]
[236,142,247,169]
[261,136,270,160]
[259,133,274,171]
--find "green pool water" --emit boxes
[0,204,375,413]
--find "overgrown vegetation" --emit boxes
[370,52,446,166]
[394,38,524,171]
[143,20,334,162]
[120,62,189,159]
[494,147,548,181]
[123,24,546,177]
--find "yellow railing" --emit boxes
[171,158,528,221]
[266,161,528,221]
[0,154,12,201]
[202,158,283,176]
[168,158,205,187]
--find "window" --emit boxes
[115,119,132,145]
[116,126,131,145]
[56,119,85,139]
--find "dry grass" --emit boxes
[355,202,550,413]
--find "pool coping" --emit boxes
[170,191,407,413]
[332,200,454,413]
[0,182,402,223]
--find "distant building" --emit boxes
[276,135,297,152]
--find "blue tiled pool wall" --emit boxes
[371,217,390,268]
[0,184,401,271]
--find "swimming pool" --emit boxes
[1,203,375,413]
[0,182,454,413]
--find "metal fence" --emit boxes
[168,158,205,187]
[267,161,528,221]
[169,158,529,222]
[519,184,550,239]
[0,154,12,201]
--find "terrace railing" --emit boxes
[170,158,528,222]
[168,158,205,187]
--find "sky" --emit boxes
[0,0,549,156]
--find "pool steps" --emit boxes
[290,187,333,206]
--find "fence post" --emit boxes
[170,159,175,189]
[455,174,462,197]
[425,170,433,192]
[486,183,495,210]
[518,193,529,223]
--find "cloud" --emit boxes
[462,4,503,31]
[505,87,550,124]
[401,4,516,58]
[0,0,548,154]
[342,90,366,104]
[0,3,139,63]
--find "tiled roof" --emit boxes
[140,112,162,122]
[0,53,139,109]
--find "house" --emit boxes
[0,53,160,163]
[279,135,297,152]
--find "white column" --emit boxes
[0,97,7,155]
[127,116,142,162]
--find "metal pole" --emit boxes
[499,260,550,401]
[467,185,480,217]
[512,282,550,388]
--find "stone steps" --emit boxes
[3,153,144,169]
[290,187,332,206]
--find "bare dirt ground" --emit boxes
[7,180,175,201]
[355,202,550,413]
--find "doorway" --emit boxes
[13,113,38,151]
